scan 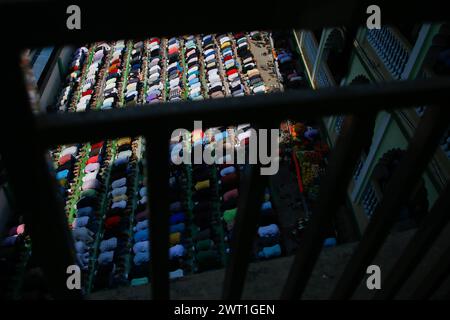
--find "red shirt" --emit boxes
[192,129,204,142]
[241,137,250,145]
[82,89,93,97]
[223,188,239,202]
[168,48,179,55]
[87,155,99,164]
[110,58,121,66]
[58,154,72,166]
[224,55,233,62]
[135,209,149,222]
[221,172,238,187]
[109,65,120,73]
[105,215,121,229]
[109,68,119,75]
[226,69,238,76]
[91,142,104,149]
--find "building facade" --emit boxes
[294,24,450,233]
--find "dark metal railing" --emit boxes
[0,0,449,300]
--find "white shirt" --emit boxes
[105,82,116,91]
[139,187,147,197]
[61,146,78,157]
[83,170,99,183]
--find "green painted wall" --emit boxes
[354,116,408,204]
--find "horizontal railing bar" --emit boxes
[281,112,376,299]
[36,78,450,148]
[1,0,447,48]
[374,183,450,300]
[330,105,450,299]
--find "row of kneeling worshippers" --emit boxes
[55,47,88,113]
[76,43,110,112]
[100,41,127,110]
[55,144,80,198]
[217,34,245,97]
[94,137,136,289]
[256,190,282,259]
[145,38,164,104]
[272,31,306,89]
[190,132,222,272]
[123,41,145,106]
[72,141,108,271]
[201,34,225,99]
[128,165,190,285]
[232,32,266,94]
[184,35,204,101]
[166,37,184,102]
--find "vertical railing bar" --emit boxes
[331,106,450,299]
[145,131,170,300]
[222,122,274,300]
[374,183,450,299]
[410,245,450,300]
[222,163,267,299]
[0,49,81,298]
[281,112,376,299]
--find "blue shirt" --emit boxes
[169,201,182,212]
[215,131,228,142]
[188,78,200,86]
[220,166,236,177]
[261,201,272,211]
[56,169,69,180]
[77,206,94,217]
[170,223,185,233]
[170,212,186,225]
[133,251,150,265]
[258,244,281,259]
[134,229,149,242]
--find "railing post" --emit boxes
[222,123,274,299]
[331,106,450,299]
[0,49,81,299]
[374,183,450,299]
[410,245,450,300]
[144,130,170,300]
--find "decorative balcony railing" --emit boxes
[367,27,410,80]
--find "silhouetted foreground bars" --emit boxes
[0,0,449,300]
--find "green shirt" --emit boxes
[196,239,212,251]
[223,208,237,223]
